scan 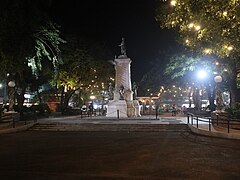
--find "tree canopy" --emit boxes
[156,0,240,106]
[0,0,66,114]
[156,0,240,59]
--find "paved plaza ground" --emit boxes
[0,128,240,179]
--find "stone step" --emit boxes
[29,123,190,132]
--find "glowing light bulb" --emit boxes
[223,11,227,16]
[170,0,177,6]
[204,49,211,54]
[188,23,194,28]
[195,25,201,31]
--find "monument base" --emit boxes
[107,100,139,118]
[133,100,141,117]
[126,101,136,117]
[106,100,128,118]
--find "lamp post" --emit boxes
[8,81,15,112]
[214,75,222,112]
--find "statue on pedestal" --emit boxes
[108,82,114,100]
[132,82,138,100]
[119,84,125,100]
[106,37,139,117]
[118,37,127,57]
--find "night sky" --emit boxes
[50,0,179,82]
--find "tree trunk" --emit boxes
[16,86,27,118]
[188,91,192,108]
[37,88,42,103]
[228,62,240,108]
[61,89,75,115]
[229,76,240,108]
[206,84,215,111]
[193,88,201,111]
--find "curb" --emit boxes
[188,124,240,140]
[0,122,37,134]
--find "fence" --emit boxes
[187,113,240,133]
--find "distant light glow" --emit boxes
[170,0,177,6]
[223,11,227,16]
[227,46,233,51]
[195,25,201,31]
[24,94,31,99]
[90,95,96,100]
[214,75,222,83]
[197,70,207,79]
[225,45,233,51]
[204,49,212,54]
[188,23,194,28]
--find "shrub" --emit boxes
[30,103,51,115]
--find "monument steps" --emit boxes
[29,123,190,132]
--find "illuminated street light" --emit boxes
[214,75,222,83]
[197,70,207,80]
[8,81,16,112]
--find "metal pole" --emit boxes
[187,115,189,124]
[209,118,211,131]
[155,106,158,119]
[228,116,230,133]
[117,109,119,119]
[12,113,15,128]
[197,116,198,128]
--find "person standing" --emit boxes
[172,104,176,116]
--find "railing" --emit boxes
[213,113,240,133]
[0,112,31,128]
[187,113,240,133]
[187,113,212,131]
[106,109,128,119]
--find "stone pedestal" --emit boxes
[106,100,128,118]
[106,55,137,118]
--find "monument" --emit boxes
[106,38,141,118]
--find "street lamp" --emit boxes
[214,75,222,111]
[197,70,207,80]
[8,81,15,112]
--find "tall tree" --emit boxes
[156,0,240,107]
[54,37,114,114]
[0,0,65,114]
